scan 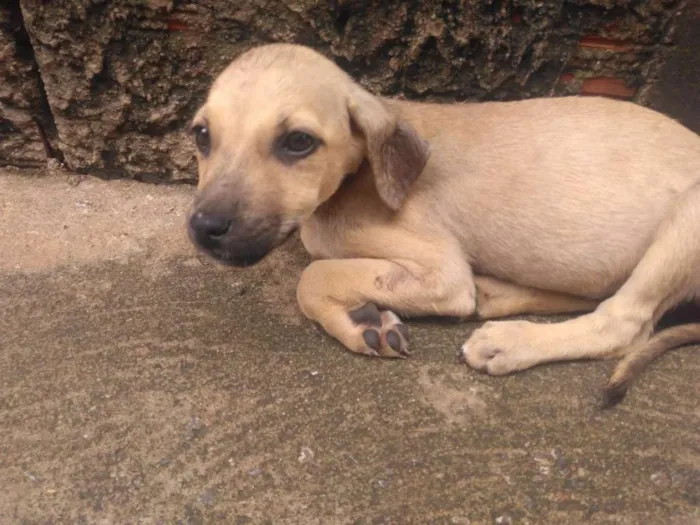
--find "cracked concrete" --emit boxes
[1,169,699,524]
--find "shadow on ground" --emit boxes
[0,171,698,524]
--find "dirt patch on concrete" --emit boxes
[416,365,491,425]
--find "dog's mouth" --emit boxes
[193,242,269,268]
[187,215,298,268]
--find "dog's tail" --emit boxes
[601,323,700,408]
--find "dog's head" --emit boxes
[187,44,430,267]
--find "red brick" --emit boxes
[579,36,633,52]
[580,77,636,98]
[167,18,188,31]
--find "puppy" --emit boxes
[186,43,700,404]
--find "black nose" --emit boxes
[190,212,232,245]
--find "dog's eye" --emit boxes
[192,125,211,157]
[278,131,318,159]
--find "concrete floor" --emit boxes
[1,169,699,525]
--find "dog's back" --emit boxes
[388,96,700,297]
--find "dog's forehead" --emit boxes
[209,47,349,110]
[206,71,348,134]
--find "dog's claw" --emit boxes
[395,324,409,342]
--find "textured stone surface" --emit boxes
[14,0,685,181]
[0,2,55,168]
[646,0,700,136]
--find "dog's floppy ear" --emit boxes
[348,88,430,211]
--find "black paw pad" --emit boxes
[386,330,402,352]
[363,329,381,351]
[350,303,382,327]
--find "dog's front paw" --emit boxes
[460,320,540,375]
[348,302,410,358]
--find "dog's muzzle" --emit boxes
[188,210,282,267]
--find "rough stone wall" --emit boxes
[0,1,56,168]
[646,0,700,136]
[0,0,690,181]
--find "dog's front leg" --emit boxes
[297,258,476,358]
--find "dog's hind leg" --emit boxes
[473,276,598,319]
[461,183,700,376]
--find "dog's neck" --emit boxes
[299,162,389,259]
[312,160,379,217]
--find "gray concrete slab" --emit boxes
[1,169,698,525]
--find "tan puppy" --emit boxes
[187,43,700,404]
